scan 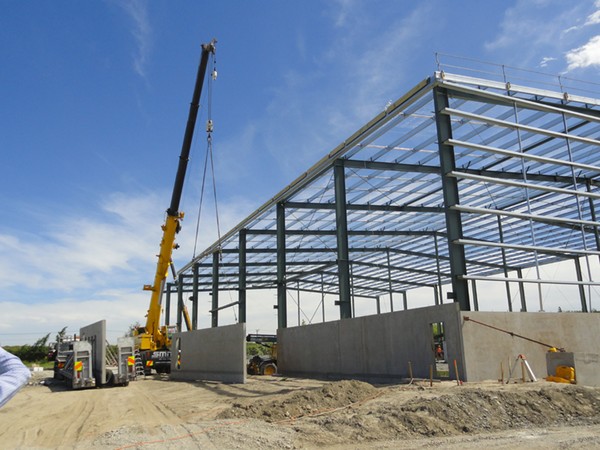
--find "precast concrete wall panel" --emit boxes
[170,323,246,383]
[460,311,600,385]
[278,303,463,382]
[79,320,107,385]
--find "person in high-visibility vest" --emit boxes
[0,346,31,408]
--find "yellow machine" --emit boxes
[135,39,216,374]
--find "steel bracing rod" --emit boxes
[455,238,600,257]
[448,171,600,201]
[442,108,600,148]
[209,300,239,313]
[461,274,600,287]
[452,205,600,229]
[446,139,600,176]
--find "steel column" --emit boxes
[517,267,527,312]
[497,216,513,312]
[165,282,173,326]
[192,263,199,329]
[433,86,470,310]
[238,229,247,323]
[211,252,219,328]
[471,280,479,311]
[434,234,443,304]
[334,161,352,319]
[277,202,287,328]
[177,273,184,332]
[574,257,589,313]
[386,249,394,312]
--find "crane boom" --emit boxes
[136,39,216,372]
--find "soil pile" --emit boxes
[218,379,379,422]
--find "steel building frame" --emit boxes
[173,70,600,329]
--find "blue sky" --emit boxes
[2,0,600,345]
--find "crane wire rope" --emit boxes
[192,53,222,260]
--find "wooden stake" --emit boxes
[429,365,433,387]
[500,361,504,383]
[453,359,461,386]
[408,361,413,381]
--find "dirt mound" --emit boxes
[294,384,600,447]
[218,379,379,422]
[400,385,600,434]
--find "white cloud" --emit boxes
[566,35,600,71]
[539,56,557,68]
[118,0,152,79]
[0,191,163,293]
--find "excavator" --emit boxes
[134,39,216,374]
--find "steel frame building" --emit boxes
[170,69,600,330]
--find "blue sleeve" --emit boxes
[0,347,31,408]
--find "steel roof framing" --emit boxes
[175,71,600,328]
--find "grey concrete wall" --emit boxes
[460,311,600,385]
[170,323,246,383]
[278,303,464,382]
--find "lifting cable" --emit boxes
[192,53,222,259]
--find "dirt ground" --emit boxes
[1,370,600,449]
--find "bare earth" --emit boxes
[1,370,600,449]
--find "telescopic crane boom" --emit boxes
[136,39,216,373]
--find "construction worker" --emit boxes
[435,344,443,360]
[0,346,31,408]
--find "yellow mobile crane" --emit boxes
[135,39,216,374]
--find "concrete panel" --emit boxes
[170,323,246,383]
[79,320,107,385]
[278,303,464,382]
[460,311,600,385]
